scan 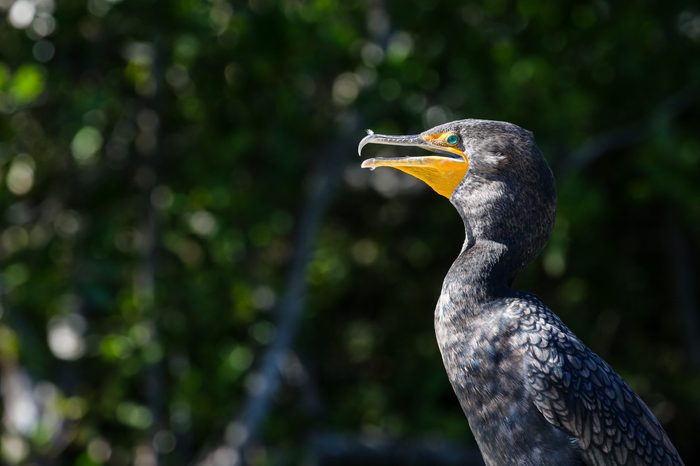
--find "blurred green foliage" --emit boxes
[1,0,699,465]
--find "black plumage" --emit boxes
[359,119,684,466]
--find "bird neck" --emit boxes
[442,238,515,312]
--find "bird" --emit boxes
[357,119,684,466]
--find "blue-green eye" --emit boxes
[446,134,459,145]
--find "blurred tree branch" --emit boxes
[196,116,360,466]
[557,85,699,175]
[136,35,169,466]
[197,2,396,464]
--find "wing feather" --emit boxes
[508,297,683,466]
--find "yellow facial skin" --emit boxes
[360,132,469,199]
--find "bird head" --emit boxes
[359,119,556,273]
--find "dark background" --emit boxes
[1,1,699,465]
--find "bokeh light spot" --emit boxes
[47,313,87,360]
[188,210,218,237]
[153,430,177,454]
[8,0,35,29]
[351,239,379,265]
[71,126,103,164]
[87,438,112,462]
[6,153,35,195]
[116,402,153,429]
[32,40,55,62]
[332,72,361,106]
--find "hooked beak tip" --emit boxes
[358,132,375,157]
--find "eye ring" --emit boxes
[446,133,459,146]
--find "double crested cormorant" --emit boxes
[358,119,683,466]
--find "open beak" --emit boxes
[358,131,469,199]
